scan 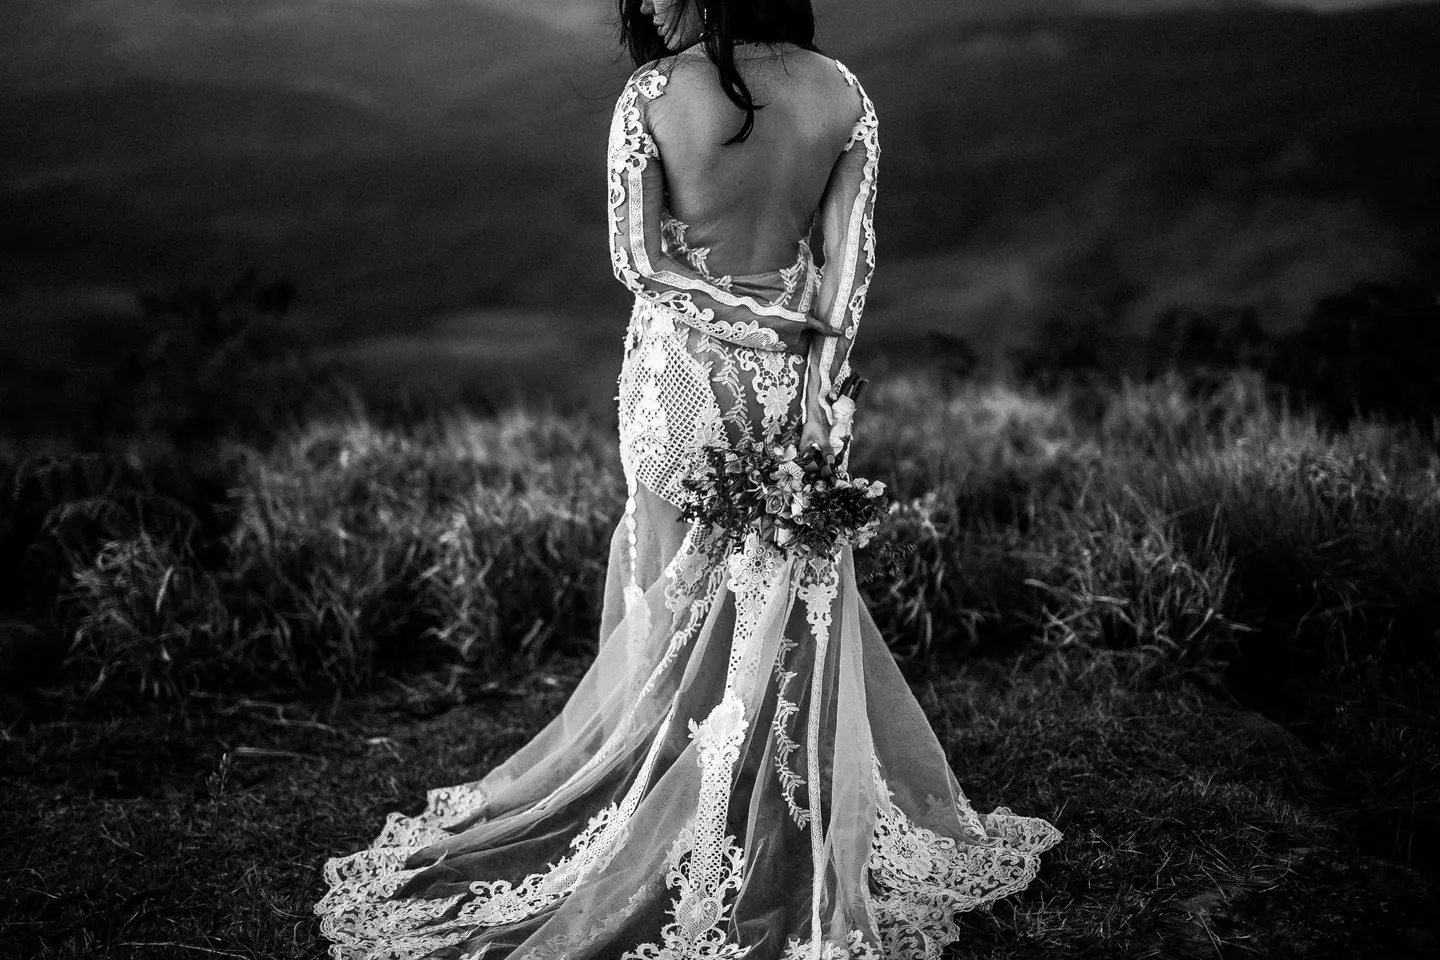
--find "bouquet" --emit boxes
[678,374,910,584]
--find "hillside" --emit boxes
[2,1,1438,410]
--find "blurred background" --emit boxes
[2,0,1438,437]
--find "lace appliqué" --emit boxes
[314,785,491,959]
[868,758,1065,960]
[572,525,729,800]
[705,341,753,443]
[814,59,881,421]
[776,236,818,309]
[662,212,736,292]
[456,695,677,927]
[622,489,652,644]
[770,632,808,829]
[460,805,626,926]
[620,826,749,960]
[315,702,681,957]
[796,559,840,959]
[738,349,801,438]
[518,882,657,960]
[664,521,719,617]
[620,533,786,960]
[618,299,727,509]
[782,930,884,960]
[618,691,749,959]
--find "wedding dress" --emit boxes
[316,51,1062,960]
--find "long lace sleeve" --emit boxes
[607,66,817,353]
[805,61,879,424]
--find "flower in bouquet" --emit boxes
[676,370,914,583]
[678,428,900,578]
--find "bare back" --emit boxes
[645,44,865,277]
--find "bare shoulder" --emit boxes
[816,54,872,116]
[784,49,871,127]
[649,49,737,97]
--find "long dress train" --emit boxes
[315,53,1062,960]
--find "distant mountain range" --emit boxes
[2,0,1438,409]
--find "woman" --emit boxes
[315,2,1062,958]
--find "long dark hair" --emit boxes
[616,0,821,145]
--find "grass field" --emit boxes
[2,368,1437,957]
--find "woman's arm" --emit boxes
[803,61,880,438]
[607,65,834,354]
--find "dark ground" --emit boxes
[2,646,1435,959]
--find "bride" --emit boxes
[315,2,1062,958]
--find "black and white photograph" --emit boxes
[2,1,1437,958]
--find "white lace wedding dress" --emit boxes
[315,51,1062,960]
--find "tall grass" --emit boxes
[6,369,1437,701]
[3,408,623,699]
[3,367,1437,866]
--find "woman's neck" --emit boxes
[672,38,792,59]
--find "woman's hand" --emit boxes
[799,417,832,463]
[802,314,838,337]
[783,316,841,356]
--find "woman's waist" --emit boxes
[626,296,814,357]
[660,213,819,314]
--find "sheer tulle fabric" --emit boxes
[315,51,1062,960]
[315,477,1062,960]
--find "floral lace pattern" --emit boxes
[770,631,808,829]
[662,212,736,292]
[809,59,880,425]
[622,827,749,960]
[613,535,786,960]
[869,758,1065,960]
[518,882,656,960]
[796,559,840,958]
[458,695,678,927]
[617,297,728,639]
[315,785,490,959]
[782,931,884,960]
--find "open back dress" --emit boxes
[315,44,1063,960]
